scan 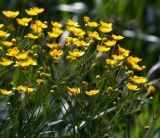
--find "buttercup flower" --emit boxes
[15,51,29,60]
[112,34,124,40]
[25,7,44,16]
[104,40,117,47]
[85,89,99,96]
[25,33,39,39]
[1,41,13,47]
[0,30,10,38]
[50,49,64,59]
[67,87,80,95]
[66,19,79,27]
[51,21,62,28]
[88,31,101,40]
[112,55,125,60]
[130,75,147,84]
[126,83,140,91]
[46,43,61,49]
[14,57,37,67]
[99,21,112,33]
[17,85,34,93]
[2,10,19,18]
[6,47,19,57]
[75,40,86,47]
[84,16,90,22]
[0,89,12,95]
[67,49,85,60]
[86,21,98,27]
[16,18,32,26]
[0,58,13,66]
[106,59,117,67]
[100,21,112,28]
[35,20,47,28]
[97,45,110,52]
[118,45,130,56]
[127,56,144,71]
[48,28,63,38]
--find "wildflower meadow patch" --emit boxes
[0,7,156,138]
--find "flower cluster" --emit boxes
[0,7,153,97]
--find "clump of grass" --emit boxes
[0,7,155,137]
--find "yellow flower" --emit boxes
[6,47,19,57]
[26,57,37,66]
[46,43,61,49]
[75,40,86,47]
[0,89,12,95]
[83,16,90,23]
[67,26,85,38]
[65,37,78,46]
[112,55,125,60]
[52,28,63,34]
[105,59,117,66]
[67,49,85,60]
[30,24,43,34]
[104,40,117,47]
[14,61,29,67]
[48,32,59,38]
[131,64,144,71]
[112,34,124,40]
[99,21,112,33]
[88,31,101,40]
[67,86,80,95]
[0,58,13,66]
[86,22,98,27]
[25,33,39,39]
[99,26,112,33]
[130,75,147,84]
[97,45,110,52]
[67,26,76,32]
[100,21,112,28]
[50,49,64,59]
[84,16,90,22]
[25,7,44,16]
[118,45,130,56]
[16,18,32,26]
[17,85,34,93]
[2,10,19,18]
[48,28,63,38]
[51,21,62,28]
[14,57,37,67]
[127,56,144,71]
[126,83,140,91]
[85,89,99,96]
[73,28,86,38]
[0,24,4,29]
[127,56,142,64]
[66,19,79,27]
[35,20,47,28]
[0,30,10,38]
[1,41,13,47]
[29,20,47,35]
[15,51,29,60]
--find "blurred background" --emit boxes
[0,0,160,80]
